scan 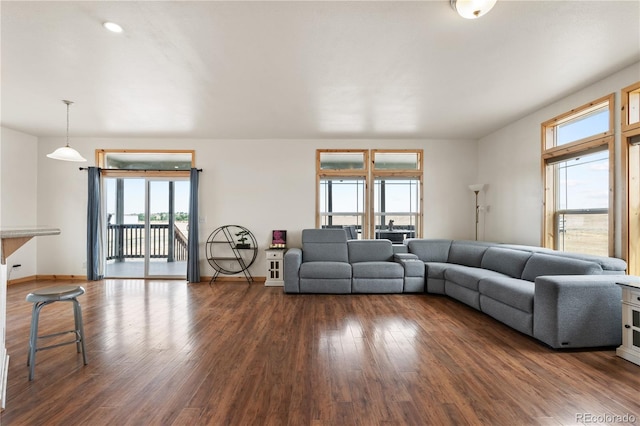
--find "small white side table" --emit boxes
[616,281,640,366]
[265,249,286,287]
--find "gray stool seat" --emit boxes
[26,285,87,380]
[26,285,86,303]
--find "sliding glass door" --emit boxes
[104,178,190,279]
[147,180,190,278]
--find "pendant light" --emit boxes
[450,0,497,19]
[47,100,87,162]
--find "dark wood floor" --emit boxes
[1,279,639,425]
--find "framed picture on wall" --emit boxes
[271,230,287,248]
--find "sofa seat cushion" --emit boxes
[444,265,506,291]
[479,276,534,313]
[397,258,425,278]
[300,261,351,279]
[444,282,480,309]
[480,295,533,336]
[352,261,403,279]
[425,262,449,280]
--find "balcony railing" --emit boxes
[106,223,188,261]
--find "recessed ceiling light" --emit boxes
[103,22,123,33]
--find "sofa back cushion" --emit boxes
[501,243,627,273]
[406,239,452,262]
[521,252,603,282]
[302,229,349,263]
[481,247,532,278]
[448,241,491,267]
[551,251,627,273]
[348,240,394,263]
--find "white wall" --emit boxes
[478,61,640,255]
[9,62,640,279]
[35,137,477,278]
[0,129,2,256]
[0,127,39,279]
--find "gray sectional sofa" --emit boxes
[284,229,408,294]
[284,229,635,349]
[406,239,629,349]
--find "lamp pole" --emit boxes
[468,184,485,241]
[473,190,480,241]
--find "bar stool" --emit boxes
[26,285,88,380]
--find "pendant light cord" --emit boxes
[63,100,73,147]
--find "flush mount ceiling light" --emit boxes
[103,22,123,33]
[451,0,497,19]
[47,100,87,162]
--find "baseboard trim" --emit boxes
[7,275,37,286]
[8,275,88,285]
[36,274,88,282]
[8,275,267,284]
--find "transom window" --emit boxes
[97,149,195,177]
[622,81,640,133]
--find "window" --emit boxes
[553,151,609,255]
[317,150,367,238]
[318,177,366,231]
[97,149,195,177]
[371,150,422,241]
[542,94,614,256]
[622,81,640,133]
[316,149,423,240]
[622,81,640,274]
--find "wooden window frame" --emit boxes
[315,149,423,239]
[316,150,369,236]
[622,81,640,134]
[621,81,640,274]
[541,94,615,256]
[369,149,423,239]
[96,149,196,178]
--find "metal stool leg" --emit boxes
[72,298,87,365]
[25,285,88,380]
[27,301,48,381]
[27,302,38,368]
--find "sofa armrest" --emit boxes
[394,254,425,292]
[393,254,422,276]
[394,253,419,261]
[284,248,302,293]
[533,275,633,348]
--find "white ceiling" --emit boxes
[1,1,639,140]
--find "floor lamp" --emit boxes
[468,184,486,240]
